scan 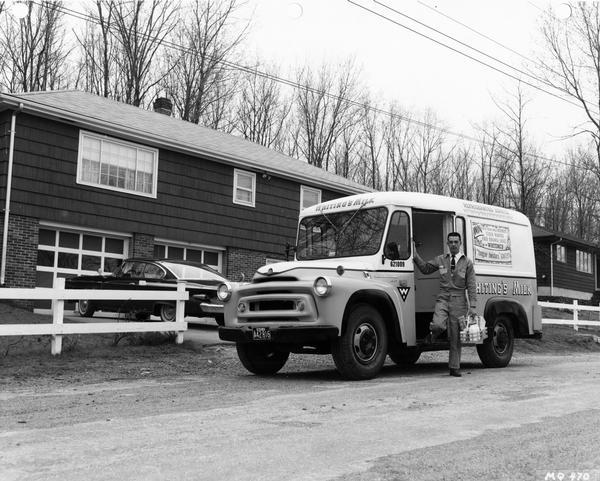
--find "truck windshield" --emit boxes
[296,207,388,260]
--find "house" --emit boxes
[0,90,370,308]
[532,225,600,301]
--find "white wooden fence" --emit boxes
[539,300,600,331]
[0,278,188,355]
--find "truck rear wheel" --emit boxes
[332,304,388,380]
[236,343,290,375]
[476,315,514,367]
[388,346,421,366]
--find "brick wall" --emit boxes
[1,214,38,309]
[225,247,285,281]
[130,232,154,258]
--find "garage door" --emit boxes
[36,225,129,309]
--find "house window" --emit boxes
[576,250,592,274]
[77,131,158,197]
[233,169,256,207]
[556,245,566,263]
[300,186,321,210]
[153,241,223,272]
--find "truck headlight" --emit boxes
[216,282,232,302]
[313,276,332,297]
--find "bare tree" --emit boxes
[234,66,291,149]
[494,85,549,222]
[162,0,246,126]
[109,0,178,106]
[0,1,69,92]
[410,110,449,194]
[474,123,511,206]
[539,4,600,179]
[74,1,120,98]
[382,104,415,191]
[357,99,385,190]
[294,59,363,169]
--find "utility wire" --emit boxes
[417,0,599,106]
[351,0,599,117]
[22,0,590,172]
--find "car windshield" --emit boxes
[296,207,388,260]
[161,262,226,281]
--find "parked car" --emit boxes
[65,258,228,325]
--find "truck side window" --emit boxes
[385,211,410,260]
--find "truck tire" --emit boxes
[236,343,290,375]
[476,315,514,367]
[332,304,388,380]
[388,346,421,366]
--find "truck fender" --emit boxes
[342,289,404,344]
[484,298,529,337]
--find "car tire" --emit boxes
[476,315,514,367]
[388,346,421,366]
[77,300,95,317]
[159,304,176,322]
[236,343,290,375]
[331,303,388,380]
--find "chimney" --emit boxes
[153,97,172,116]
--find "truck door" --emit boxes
[412,210,454,339]
[378,209,416,344]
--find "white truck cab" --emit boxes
[218,192,542,380]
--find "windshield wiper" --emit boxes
[336,203,366,239]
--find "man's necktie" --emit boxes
[451,255,456,272]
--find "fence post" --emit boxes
[51,277,65,355]
[175,281,185,344]
[573,299,579,332]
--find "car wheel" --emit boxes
[476,315,514,368]
[331,303,388,380]
[236,343,290,375]
[388,346,421,366]
[77,300,95,317]
[159,304,176,322]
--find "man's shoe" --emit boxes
[449,369,462,377]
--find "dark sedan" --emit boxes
[65,258,228,324]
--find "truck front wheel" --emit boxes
[236,343,290,375]
[476,315,514,367]
[332,304,388,380]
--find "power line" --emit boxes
[21,0,590,172]
[351,0,599,117]
[417,0,600,107]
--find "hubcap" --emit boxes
[162,305,176,322]
[78,300,89,313]
[493,323,509,354]
[353,323,378,363]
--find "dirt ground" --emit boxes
[1,301,600,389]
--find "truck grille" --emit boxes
[250,300,295,311]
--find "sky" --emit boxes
[238,0,590,157]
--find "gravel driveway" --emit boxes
[1,327,600,481]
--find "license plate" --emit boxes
[252,327,271,341]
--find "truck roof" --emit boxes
[303,191,530,226]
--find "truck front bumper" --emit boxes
[218,325,339,344]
